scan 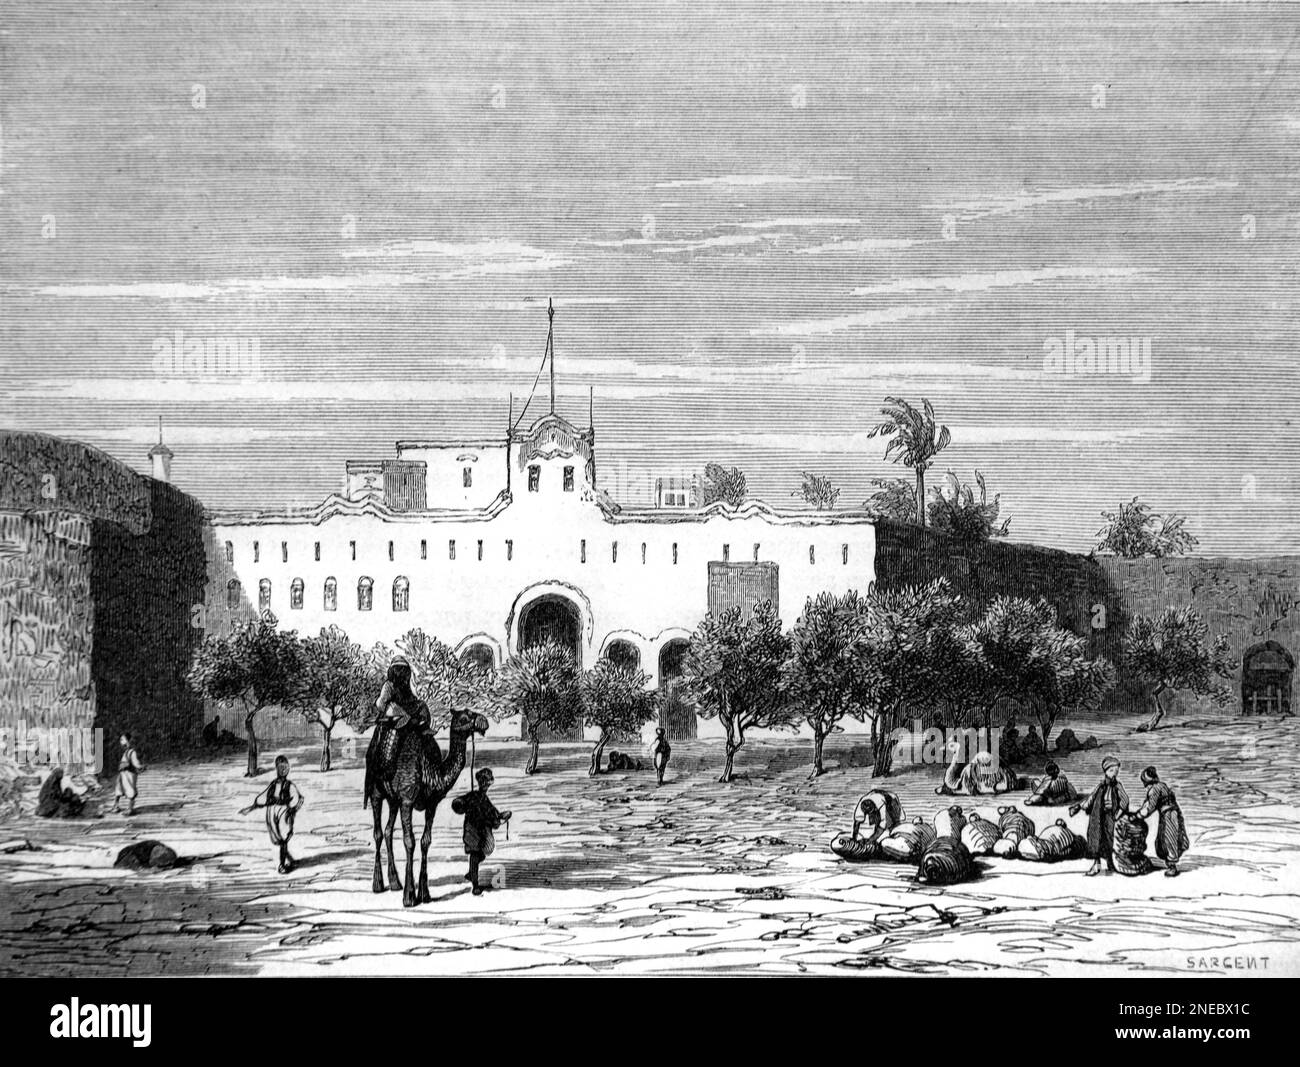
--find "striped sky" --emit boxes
[2,1,1297,554]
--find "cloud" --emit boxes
[927,178,1237,222]
[794,237,928,255]
[341,238,572,278]
[691,424,1162,451]
[735,217,863,229]
[653,174,854,189]
[850,266,1153,297]
[26,273,426,299]
[751,305,937,337]
[581,233,768,253]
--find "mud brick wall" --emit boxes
[91,477,209,757]
[872,518,1121,658]
[0,510,95,735]
[1101,556,1300,717]
[0,432,209,767]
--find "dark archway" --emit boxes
[657,639,696,740]
[459,643,496,672]
[519,595,582,659]
[605,639,641,672]
[517,594,584,741]
[1242,641,1293,716]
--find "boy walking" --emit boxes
[451,768,511,895]
[112,733,144,816]
[241,756,305,873]
[652,728,671,786]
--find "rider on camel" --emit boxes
[374,657,431,734]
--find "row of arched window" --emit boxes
[229,576,411,613]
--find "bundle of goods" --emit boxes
[959,812,1001,856]
[932,805,967,840]
[1112,812,1154,876]
[878,816,937,862]
[915,837,976,885]
[830,831,880,862]
[1018,819,1085,862]
[991,806,1036,857]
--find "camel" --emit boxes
[935,738,1018,796]
[364,707,489,907]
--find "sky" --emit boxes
[1,1,1297,555]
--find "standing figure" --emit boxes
[1134,765,1190,877]
[652,728,671,786]
[112,733,144,816]
[241,755,305,873]
[1024,761,1079,806]
[451,768,511,895]
[1070,755,1129,876]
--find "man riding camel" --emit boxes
[374,657,430,733]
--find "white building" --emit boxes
[203,327,879,738]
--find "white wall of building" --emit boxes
[395,441,508,509]
[207,415,880,744]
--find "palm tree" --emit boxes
[865,397,951,530]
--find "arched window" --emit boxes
[290,577,304,610]
[605,639,641,671]
[258,579,272,612]
[227,578,241,610]
[460,643,496,672]
[357,576,373,611]
[323,577,337,612]
[392,576,409,612]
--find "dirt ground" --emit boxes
[1,714,1297,976]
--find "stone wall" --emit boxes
[0,432,209,769]
[1100,556,1300,717]
[873,519,1299,720]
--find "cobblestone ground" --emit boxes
[1,715,1297,976]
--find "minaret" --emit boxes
[148,416,173,482]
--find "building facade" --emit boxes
[206,408,878,708]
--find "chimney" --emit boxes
[148,416,173,482]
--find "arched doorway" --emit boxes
[459,643,497,673]
[604,639,641,672]
[1242,641,1293,716]
[657,638,696,740]
[517,594,584,741]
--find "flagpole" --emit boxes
[548,297,556,415]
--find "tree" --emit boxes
[701,462,747,508]
[1095,497,1199,558]
[866,397,951,530]
[291,626,369,771]
[927,470,1011,541]
[1124,607,1233,731]
[187,612,302,777]
[681,600,797,782]
[1043,643,1117,746]
[787,591,876,776]
[957,596,1059,733]
[395,628,502,729]
[862,579,963,777]
[499,641,582,774]
[863,477,919,523]
[793,471,840,510]
[580,660,657,776]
